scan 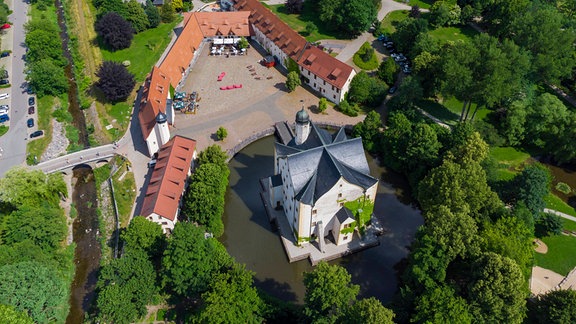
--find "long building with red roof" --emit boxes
[140,135,197,234]
[232,0,355,103]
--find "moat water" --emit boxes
[221,136,423,304]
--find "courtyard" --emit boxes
[170,41,364,153]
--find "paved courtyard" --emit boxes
[171,42,364,153]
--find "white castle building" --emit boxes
[267,109,379,246]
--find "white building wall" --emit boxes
[334,217,355,245]
[311,178,365,238]
[146,213,176,234]
[297,202,312,240]
[298,66,355,104]
[145,130,161,157]
[252,26,288,69]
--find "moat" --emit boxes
[221,136,423,304]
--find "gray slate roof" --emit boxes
[275,122,378,206]
[335,207,355,224]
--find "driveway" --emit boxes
[0,0,31,177]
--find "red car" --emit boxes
[28,106,34,114]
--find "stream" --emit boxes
[53,0,100,322]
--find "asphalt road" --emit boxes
[0,0,30,177]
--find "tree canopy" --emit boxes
[96,61,136,102]
[95,12,134,51]
[529,289,576,324]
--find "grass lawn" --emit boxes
[380,10,409,35]
[535,234,576,276]
[564,219,576,232]
[0,125,8,137]
[104,102,131,138]
[266,4,337,42]
[428,25,479,44]
[488,147,530,181]
[112,161,136,228]
[393,0,435,9]
[544,193,576,217]
[30,3,57,22]
[101,21,179,82]
[417,99,460,126]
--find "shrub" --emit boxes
[535,212,564,237]
[337,100,359,117]
[95,12,134,51]
[96,61,136,102]
[216,127,228,141]
[352,42,379,70]
[318,98,328,113]
[555,182,572,195]
[285,0,303,14]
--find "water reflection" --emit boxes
[221,136,423,304]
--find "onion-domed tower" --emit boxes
[156,111,170,147]
[295,107,310,145]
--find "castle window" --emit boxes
[339,202,344,207]
[344,236,349,240]
[312,209,317,215]
[344,223,350,228]
[323,80,326,85]
[338,193,342,198]
[312,222,317,226]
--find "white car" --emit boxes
[0,93,9,100]
[0,108,8,114]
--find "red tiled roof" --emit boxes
[234,0,354,89]
[234,0,306,59]
[297,46,354,89]
[159,15,204,87]
[139,66,170,139]
[140,135,197,222]
[194,11,251,37]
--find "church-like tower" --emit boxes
[295,108,310,145]
[156,111,170,147]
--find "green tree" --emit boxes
[25,29,66,66]
[468,252,528,324]
[340,0,377,36]
[530,289,576,324]
[121,216,165,257]
[237,37,249,50]
[95,0,128,19]
[3,206,66,252]
[171,0,183,11]
[481,217,534,278]
[535,212,564,237]
[198,263,263,323]
[0,168,66,208]
[348,71,388,106]
[305,21,318,35]
[392,18,428,53]
[124,0,149,33]
[377,57,397,85]
[512,163,551,219]
[286,71,301,92]
[0,262,68,324]
[162,222,233,296]
[182,163,229,236]
[511,2,576,83]
[144,0,161,28]
[352,110,382,152]
[344,297,394,324]
[303,261,359,322]
[429,1,461,27]
[418,159,501,218]
[216,126,228,141]
[26,59,69,97]
[393,76,423,108]
[95,249,158,324]
[197,144,228,167]
[318,97,328,112]
[500,100,527,146]
[525,93,569,149]
[0,304,34,324]
[411,285,472,324]
[160,1,176,23]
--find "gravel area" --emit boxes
[41,119,69,162]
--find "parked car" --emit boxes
[0,79,9,85]
[0,114,9,123]
[26,85,34,95]
[0,104,8,110]
[28,106,34,114]
[30,130,43,138]
[389,86,397,94]
[0,51,10,58]
[0,93,9,100]
[28,97,35,106]
[402,66,412,74]
[27,118,34,128]
[0,107,8,114]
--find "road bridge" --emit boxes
[31,144,118,174]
